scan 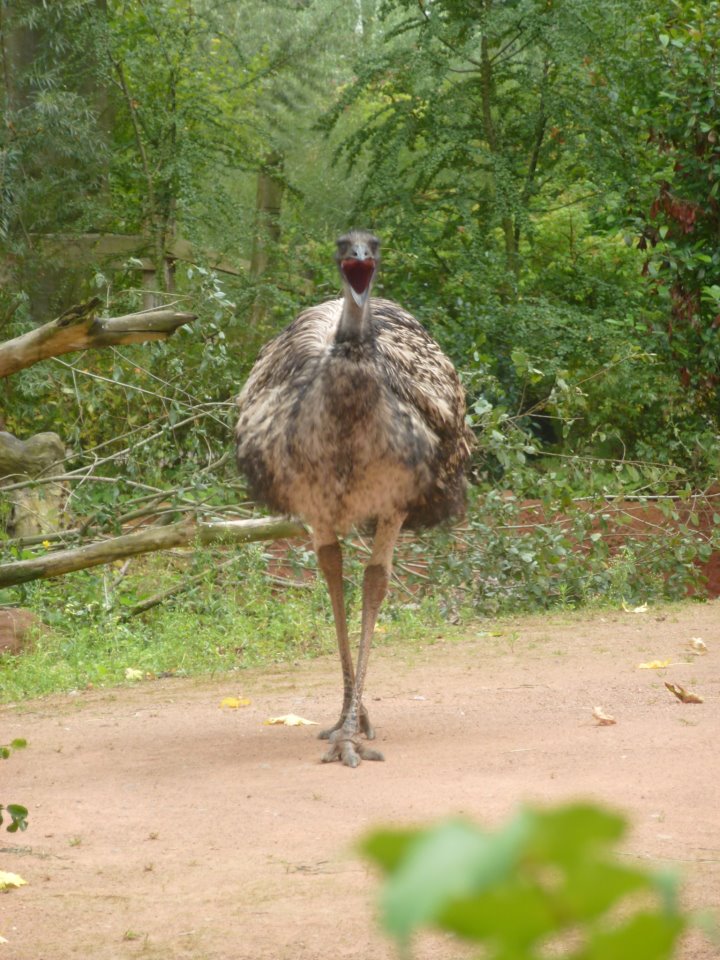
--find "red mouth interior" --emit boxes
[341,258,375,295]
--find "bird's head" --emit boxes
[335,230,380,308]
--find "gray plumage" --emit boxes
[236,230,471,766]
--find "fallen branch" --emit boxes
[0,298,196,378]
[0,517,306,587]
[118,546,315,620]
[121,555,242,619]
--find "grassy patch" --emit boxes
[0,545,446,703]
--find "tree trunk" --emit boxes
[0,430,66,537]
[250,151,285,325]
[480,32,519,284]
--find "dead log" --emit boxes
[0,517,306,587]
[0,297,196,378]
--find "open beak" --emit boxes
[341,257,376,307]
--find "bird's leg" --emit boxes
[322,514,404,767]
[315,535,376,741]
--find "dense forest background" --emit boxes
[1,0,719,674]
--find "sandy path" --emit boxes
[2,601,719,959]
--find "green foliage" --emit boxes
[0,738,27,761]
[325,0,640,276]
[629,0,720,414]
[361,802,687,958]
[312,0,720,477]
[387,404,719,614]
[3,0,718,480]
[413,494,715,616]
[0,0,108,243]
[0,803,28,834]
[0,739,29,834]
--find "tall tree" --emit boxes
[324,0,639,292]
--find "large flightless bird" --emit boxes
[236,231,471,766]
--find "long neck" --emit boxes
[335,286,373,344]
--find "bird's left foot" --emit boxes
[321,728,384,768]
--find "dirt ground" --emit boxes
[2,600,719,960]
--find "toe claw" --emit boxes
[340,740,360,767]
[359,710,375,741]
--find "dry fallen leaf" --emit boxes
[592,706,617,726]
[638,659,672,669]
[665,681,704,704]
[265,714,319,726]
[689,637,708,654]
[220,697,251,709]
[0,871,27,891]
[623,602,649,614]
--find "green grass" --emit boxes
[0,545,446,703]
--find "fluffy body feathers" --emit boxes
[236,296,471,534]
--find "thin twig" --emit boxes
[121,554,241,619]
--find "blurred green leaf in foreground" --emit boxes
[361,803,695,959]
